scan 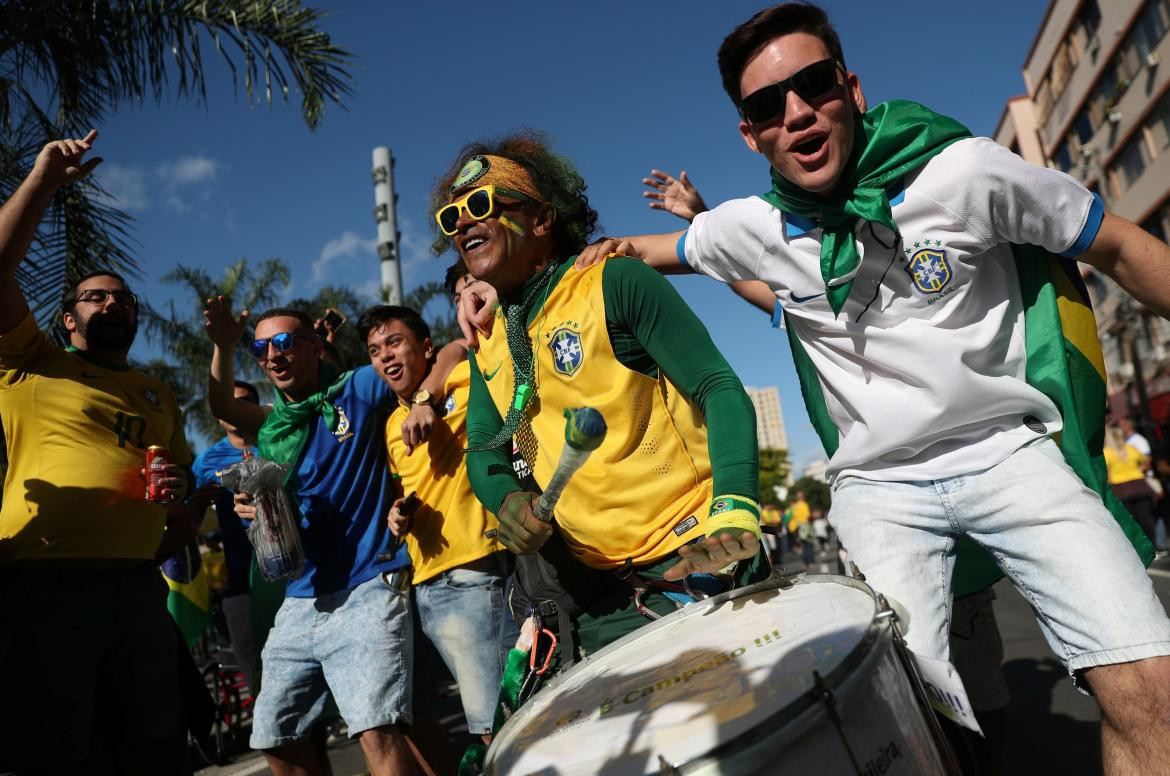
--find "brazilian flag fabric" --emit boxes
[161,540,212,647]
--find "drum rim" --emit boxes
[486,572,893,775]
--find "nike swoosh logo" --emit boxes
[482,362,503,381]
[790,291,826,304]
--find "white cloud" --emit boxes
[91,154,222,214]
[157,155,220,186]
[312,230,378,284]
[94,163,149,211]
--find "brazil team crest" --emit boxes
[905,246,952,295]
[549,327,583,377]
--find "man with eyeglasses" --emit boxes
[434,135,767,679]
[0,131,197,773]
[563,3,1170,770]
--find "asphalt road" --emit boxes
[197,549,1170,776]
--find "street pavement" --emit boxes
[196,546,1170,775]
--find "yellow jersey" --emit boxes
[475,261,713,568]
[0,313,192,561]
[385,360,500,584]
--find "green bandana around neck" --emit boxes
[760,100,971,316]
[258,359,354,486]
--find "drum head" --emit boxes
[486,575,881,775]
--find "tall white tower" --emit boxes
[371,147,402,304]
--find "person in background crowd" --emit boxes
[191,379,263,691]
[1105,423,1157,545]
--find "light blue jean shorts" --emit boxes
[414,552,512,735]
[250,573,412,749]
[830,439,1170,682]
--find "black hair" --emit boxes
[430,129,600,261]
[718,2,846,104]
[233,380,260,403]
[356,305,431,345]
[62,270,136,313]
[444,258,469,297]
[253,307,316,335]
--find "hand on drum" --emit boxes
[663,529,759,581]
[496,490,553,554]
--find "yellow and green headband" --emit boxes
[449,154,546,204]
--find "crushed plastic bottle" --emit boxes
[217,452,306,581]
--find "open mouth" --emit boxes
[792,134,828,159]
[462,235,488,253]
[385,364,404,380]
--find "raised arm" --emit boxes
[0,130,102,333]
[203,295,268,436]
[1080,213,1170,319]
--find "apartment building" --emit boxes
[996,0,1170,423]
[744,385,788,452]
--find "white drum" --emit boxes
[485,574,954,775]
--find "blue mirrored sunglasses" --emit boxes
[249,331,308,359]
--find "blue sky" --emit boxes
[84,0,1048,464]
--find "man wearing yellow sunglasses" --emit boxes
[429,134,766,671]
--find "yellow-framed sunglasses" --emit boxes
[434,184,533,236]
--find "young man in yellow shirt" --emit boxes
[359,303,510,746]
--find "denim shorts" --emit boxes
[250,573,412,748]
[414,553,511,735]
[830,439,1170,683]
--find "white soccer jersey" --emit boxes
[683,137,1103,484]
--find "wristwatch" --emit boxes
[411,389,436,409]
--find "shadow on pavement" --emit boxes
[1002,657,1101,776]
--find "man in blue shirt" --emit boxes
[206,304,413,775]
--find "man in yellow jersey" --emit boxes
[358,302,510,749]
[430,133,766,662]
[0,131,196,773]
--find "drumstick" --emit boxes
[533,407,607,522]
[485,407,607,538]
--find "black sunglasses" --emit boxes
[738,58,843,127]
[249,331,311,359]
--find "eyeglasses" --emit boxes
[737,58,843,127]
[248,332,310,359]
[76,289,138,308]
[434,184,532,236]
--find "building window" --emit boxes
[1110,134,1151,198]
[1054,139,1074,171]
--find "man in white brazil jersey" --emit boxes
[558,4,1170,772]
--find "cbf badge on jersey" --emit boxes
[548,326,583,377]
[904,241,953,295]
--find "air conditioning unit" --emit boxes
[1148,51,1161,69]
[1108,108,1123,124]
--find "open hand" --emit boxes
[574,237,639,269]
[642,169,707,223]
[203,295,250,349]
[663,530,759,581]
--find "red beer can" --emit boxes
[146,445,172,503]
